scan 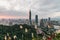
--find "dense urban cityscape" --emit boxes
[0,0,60,40]
[0,10,60,40]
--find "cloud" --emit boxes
[49,12,60,18]
[0,10,29,17]
[0,0,60,19]
[32,0,60,19]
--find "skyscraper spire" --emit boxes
[29,10,32,25]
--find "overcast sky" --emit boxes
[0,0,60,19]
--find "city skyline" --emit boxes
[0,0,60,19]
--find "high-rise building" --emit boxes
[35,15,38,25]
[29,10,32,25]
[48,17,51,21]
[40,19,44,27]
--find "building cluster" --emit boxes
[28,10,60,30]
[0,10,59,28]
[28,10,54,28]
[29,10,38,26]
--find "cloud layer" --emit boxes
[0,0,60,19]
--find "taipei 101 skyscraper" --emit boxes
[29,10,32,25]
